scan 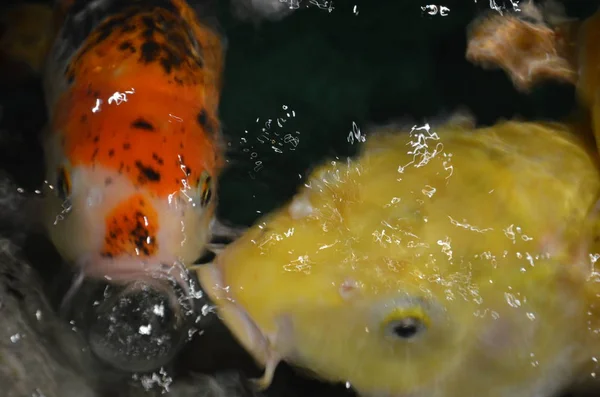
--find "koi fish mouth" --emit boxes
[74,255,201,310]
[65,256,199,373]
[88,279,193,373]
[196,261,278,388]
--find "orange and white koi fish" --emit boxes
[40,0,231,302]
[466,0,579,93]
[466,1,600,152]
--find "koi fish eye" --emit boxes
[385,317,426,339]
[382,306,430,340]
[56,165,72,200]
[197,171,213,208]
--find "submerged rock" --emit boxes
[0,172,260,396]
[0,237,96,397]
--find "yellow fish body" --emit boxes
[198,119,600,397]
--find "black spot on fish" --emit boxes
[123,143,131,150]
[86,88,100,98]
[152,153,164,165]
[105,177,113,186]
[160,58,172,74]
[131,118,155,131]
[108,149,115,157]
[94,15,130,45]
[196,109,207,125]
[135,161,161,183]
[140,40,160,63]
[57,0,179,79]
[166,31,187,53]
[131,211,153,256]
[196,108,215,137]
[159,43,182,74]
[141,16,158,39]
[119,40,136,52]
[200,176,212,207]
[66,69,75,84]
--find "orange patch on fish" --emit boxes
[53,85,220,198]
[101,193,159,258]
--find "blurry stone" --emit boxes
[0,237,97,397]
[118,371,260,397]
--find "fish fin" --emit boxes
[205,219,244,258]
[250,353,279,391]
[542,198,600,287]
[210,217,247,241]
[360,107,477,157]
[431,107,477,129]
[204,244,228,257]
[290,365,327,381]
[364,107,476,135]
[58,268,86,318]
[465,0,578,93]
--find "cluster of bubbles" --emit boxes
[237,104,301,179]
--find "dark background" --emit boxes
[1,0,599,396]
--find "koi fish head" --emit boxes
[41,96,221,372]
[43,103,219,294]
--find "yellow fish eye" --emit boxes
[197,171,213,207]
[56,165,71,200]
[381,306,430,340]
